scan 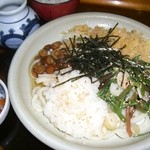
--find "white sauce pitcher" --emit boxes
[0,0,40,49]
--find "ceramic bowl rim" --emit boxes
[0,0,27,15]
[31,0,76,6]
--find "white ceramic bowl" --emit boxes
[0,79,10,125]
[8,12,150,150]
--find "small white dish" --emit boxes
[0,79,10,125]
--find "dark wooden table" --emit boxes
[0,1,149,150]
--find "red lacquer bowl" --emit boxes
[29,0,80,21]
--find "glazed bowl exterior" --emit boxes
[29,0,80,21]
